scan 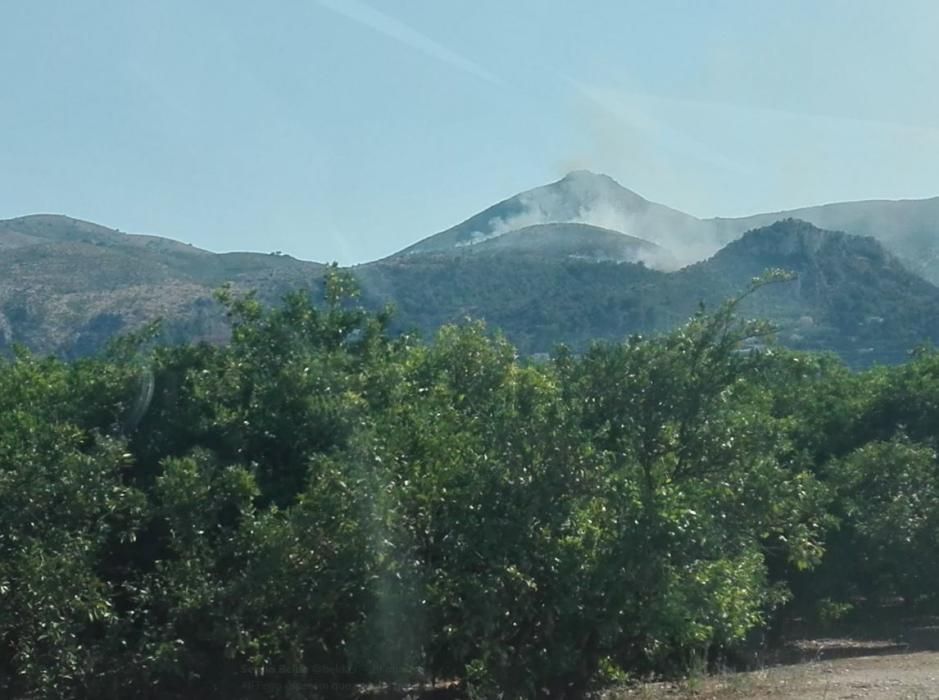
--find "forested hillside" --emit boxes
[358,219,939,366]
[4,271,939,698]
[0,215,323,356]
[3,215,938,368]
[711,195,939,285]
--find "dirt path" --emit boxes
[613,650,939,700]
[610,652,939,700]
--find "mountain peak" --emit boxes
[393,171,697,260]
[561,169,614,182]
[556,170,643,199]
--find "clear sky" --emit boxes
[2,1,938,264]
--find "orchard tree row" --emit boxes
[3,270,939,698]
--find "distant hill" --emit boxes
[357,219,939,366]
[710,197,939,284]
[390,171,939,284]
[0,215,324,356]
[3,170,939,363]
[667,219,939,364]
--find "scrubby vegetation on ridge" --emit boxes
[3,269,939,699]
[5,216,939,368]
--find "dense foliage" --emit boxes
[3,270,939,699]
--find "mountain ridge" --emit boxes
[0,214,324,356]
[389,171,939,283]
[3,171,939,362]
[8,171,936,279]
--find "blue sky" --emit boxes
[2,0,938,263]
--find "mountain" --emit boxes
[668,219,939,364]
[357,219,939,366]
[0,215,324,356]
[3,172,939,364]
[710,198,939,284]
[394,170,696,266]
[391,171,939,284]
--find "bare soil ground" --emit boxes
[611,638,939,700]
[612,650,939,699]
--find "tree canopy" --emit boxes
[3,270,939,699]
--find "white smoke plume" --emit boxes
[455,175,720,270]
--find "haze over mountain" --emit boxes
[362,218,939,366]
[2,171,939,362]
[395,170,697,269]
[427,222,669,266]
[394,171,939,284]
[712,197,939,284]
